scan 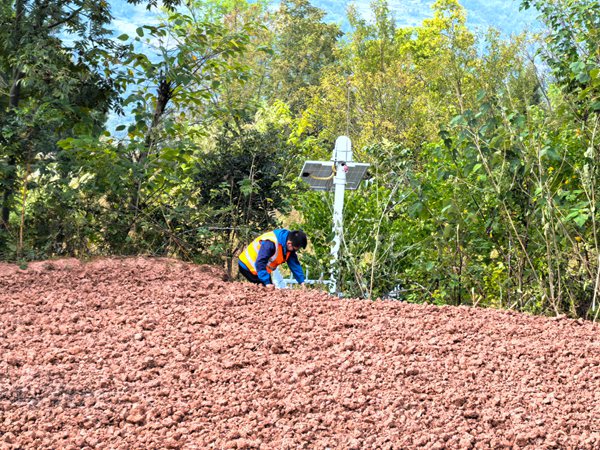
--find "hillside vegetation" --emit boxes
[1,0,599,318]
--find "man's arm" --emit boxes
[255,241,276,285]
[287,252,305,284]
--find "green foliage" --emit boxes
[187,120,299,267]
[522,0,599,96]
[290,0,599,319]
[269,0,342,112]
[0,0,181,256]
[3,0,305,279]
[2,0,600,320]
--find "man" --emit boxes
[238,229,307,288]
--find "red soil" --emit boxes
[1,257,599,449]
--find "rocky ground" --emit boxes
[1,257,599,449]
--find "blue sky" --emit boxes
[109,1,163,37]
[337,0,539,36]
[108,0,540,39]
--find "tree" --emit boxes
[293,0,546,309]
[268,0,342,112]
[53,1,258,256]
[0,0,181,256]
[521,0,600,110]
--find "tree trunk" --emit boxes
[129,77,173,231]
[142,77,173,160]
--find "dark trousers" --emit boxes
[238,263,271,285]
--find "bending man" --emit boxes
[238,229,307,288]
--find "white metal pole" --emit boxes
[330,161,346,294]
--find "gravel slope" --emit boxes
[1,257,599,449]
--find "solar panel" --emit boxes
[344,163,370,189]
[300,160,370,191]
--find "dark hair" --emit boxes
[289,230,307,249]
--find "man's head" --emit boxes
[286,230,307,252]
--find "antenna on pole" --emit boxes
[299,136,370,296]
[346,79,351,137]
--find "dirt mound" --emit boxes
[1,257,599,449]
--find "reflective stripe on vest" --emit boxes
[238,231,290,275]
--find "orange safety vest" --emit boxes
[239,231,290,275]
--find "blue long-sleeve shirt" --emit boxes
[254,240,305,285]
